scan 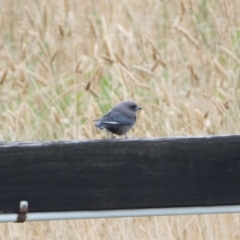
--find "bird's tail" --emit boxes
[93,119,105,129]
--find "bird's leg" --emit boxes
[111,133,116,139]
[124,134,128,139]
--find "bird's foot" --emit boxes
[111,134,116,139]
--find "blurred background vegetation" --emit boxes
[0,0,240,239]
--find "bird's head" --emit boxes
[124,101,142,112]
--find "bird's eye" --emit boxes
[130,104,137,109]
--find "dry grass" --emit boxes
[0,0,240,239]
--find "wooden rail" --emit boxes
[0,135,240,219]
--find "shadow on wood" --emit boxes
[0,135,240,213]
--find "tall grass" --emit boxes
[0,0,240,239]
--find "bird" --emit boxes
[94,100,142,139]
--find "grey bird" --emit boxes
[94,101,142,139]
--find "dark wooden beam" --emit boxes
[0,135,240,213]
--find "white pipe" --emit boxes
[1,205,240,223]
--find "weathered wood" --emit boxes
[0,135,240,213]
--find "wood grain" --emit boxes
[0,136,240,213]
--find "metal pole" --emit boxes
[1,205,240,223]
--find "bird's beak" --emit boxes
[135,106,142,111]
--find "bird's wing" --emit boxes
[95,110,135,129]
[103,111,135,125]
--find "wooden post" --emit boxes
[0,136,240,214]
